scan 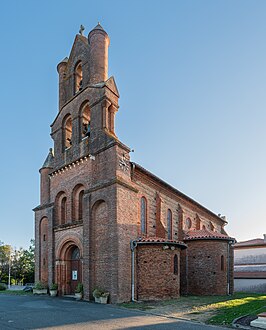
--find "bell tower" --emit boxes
[35,24,133,302]
[51,23,120,170]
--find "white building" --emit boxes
[234,235,266,293]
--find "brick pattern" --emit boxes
[183,240,232,295]
[136,245,180,300]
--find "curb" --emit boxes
[232,314,257,330]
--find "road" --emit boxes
[0,294,227,330]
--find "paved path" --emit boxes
[0,294,228,330]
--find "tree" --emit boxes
[0,240,34,285]
[0,242,12,283]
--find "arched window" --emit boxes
[186,217,192,229]
[167,209,172,240]
[61,197,67,224]
[55,191,67,225]
[72,185,85,221]
[140,197,147,235]
[221,255,225,271]
[80,102,91,140]
[75,62,83,94]
[173,254,178,275]
[63,115,72,149]
[78,190,84,220]
[39,217,48,282]
[209,221,214,231]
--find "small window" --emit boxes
[61,197,67,224]
[78,190,84,220]
[43,234,46,242]
[221,255,225,271]
[140,197,147,235]
[80,103,91,139]
[43,258,46,266]
[167,209,172,240]
[64,115,72,149]
[174,254,178,275]
[186,217,192,229]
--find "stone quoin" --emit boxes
[34,23,235,303]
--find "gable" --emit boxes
[67,35,89,73]
[105,76,119,97]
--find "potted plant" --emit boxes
[75,282,83,300]
[100,291,109,304]
[92,288,103,303]
[33,282,48,295]
[49,283,58,297]
[92,288,110,304]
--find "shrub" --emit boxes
[0,283,7,291]
[50,283,58,290]
[34,282,47,290]
[101,292,110,298]
[93,288,103,298]
[75,283,83,293]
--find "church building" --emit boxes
[34,23,234,303]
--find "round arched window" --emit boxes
[186,217,192,229]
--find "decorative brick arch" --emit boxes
[55,235,83,295]
[55,191,67,225]
[90,199,113,293]
[74,61,83,94]
[39,217,48,283]
[56,236,83,260]
[71,184,85,222]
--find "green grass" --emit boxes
[119,293,266,326]
[204,293,266,325]
[0,290,33,296]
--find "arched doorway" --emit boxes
[56,240,82,295]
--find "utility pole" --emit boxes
[8,254,11,289]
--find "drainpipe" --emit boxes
[227,241,232,295]
[185,249,188,295]
[130,240,137,302]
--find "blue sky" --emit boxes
[0,0,265,248]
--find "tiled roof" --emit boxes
[136,237,187,248]
[184,229,234,241]
[41,148,54,169]
[89,23,108,35]
[235,238,266,247]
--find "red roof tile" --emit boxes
[136,237,187,248]
[184,229,234,241]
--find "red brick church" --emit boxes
[34,23,234,303]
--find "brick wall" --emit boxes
[184,240,231,295]
[136,244,181,300]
